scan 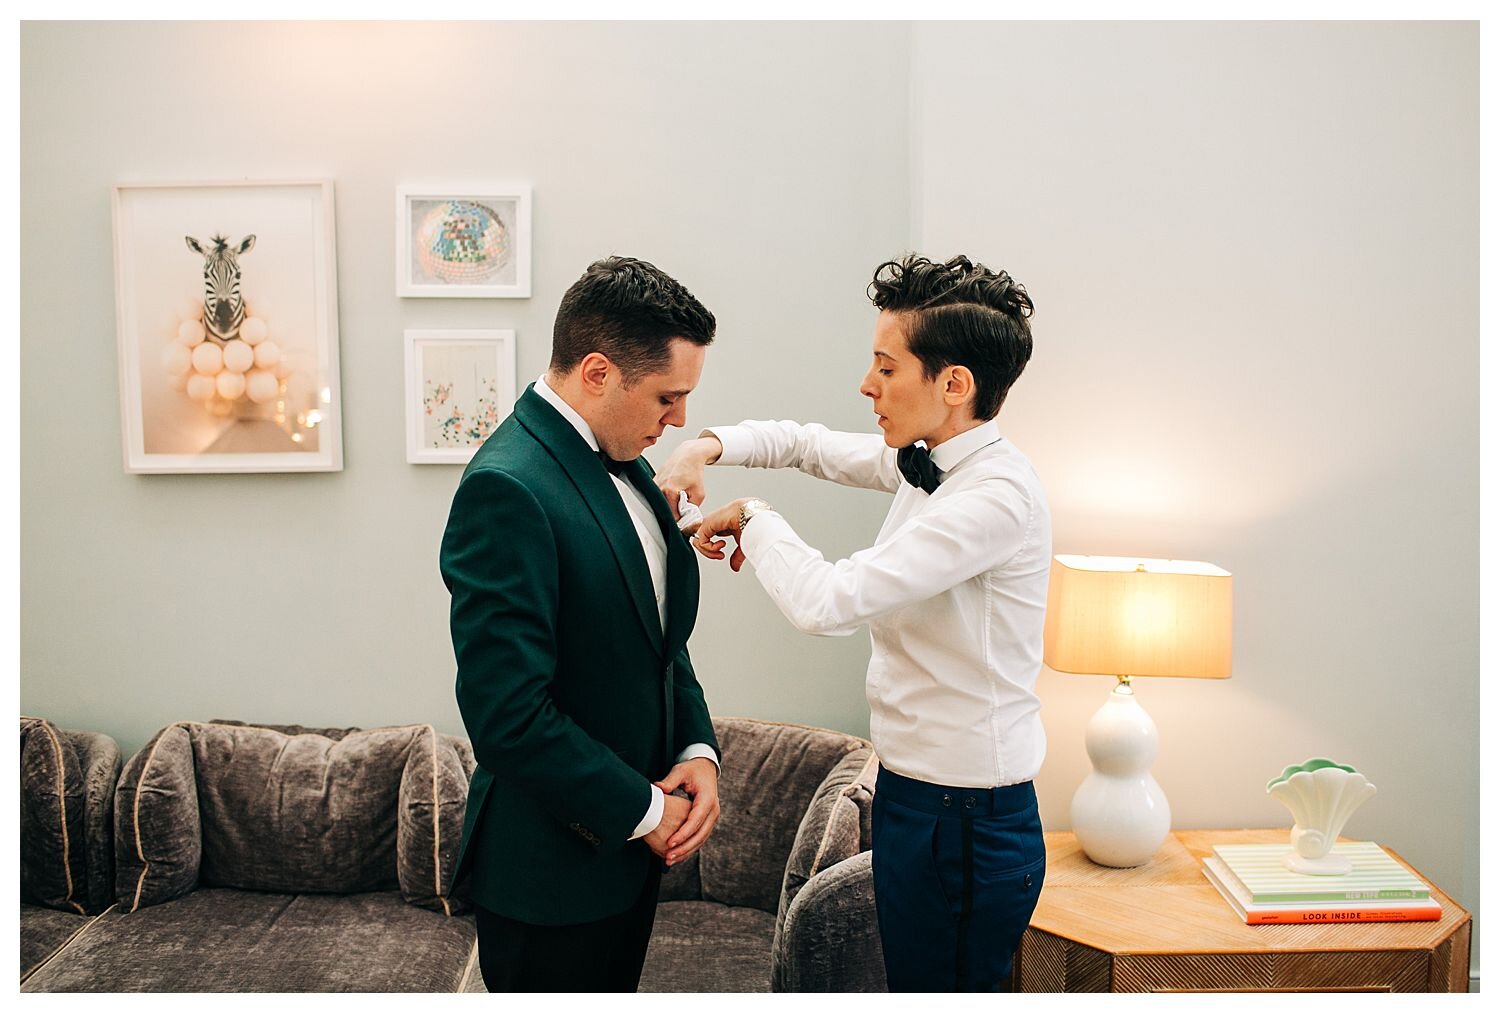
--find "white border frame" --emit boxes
[396,184,533,298]
[404,328,517,465]
[111,179,344,474]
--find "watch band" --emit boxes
[738,497,772,534]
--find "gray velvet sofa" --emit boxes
[23,715,887,992]
[22,720,479,992]
[20,717,121,985]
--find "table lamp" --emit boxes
[1043,555,1233,867]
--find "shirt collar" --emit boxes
[928,417,1003,474]
[534,373,600,453]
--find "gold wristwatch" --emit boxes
[738,498,773,533]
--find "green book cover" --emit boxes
[1212,841,1429,903]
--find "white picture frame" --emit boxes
[396,183,532,298]
[405,329,517,464]
[111,179,344,474]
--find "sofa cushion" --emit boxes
[775,748,876,936]
[59,729,122,913]
[208,720,471,912]
[191,722,418,894]
[699,719,869,914]
[640,900,776,993]
[20,718,89,915]
[114,723,202,911]
[19,888,476,992]
[396,726,472,914]
[20,903,92,983]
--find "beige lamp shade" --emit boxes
[1044,555,1232,679]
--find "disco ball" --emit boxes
[415,200,510,284]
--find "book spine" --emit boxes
[1244,907,1442,925]
[1251,889,1428,904]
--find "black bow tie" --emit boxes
[897,445,942,494]
[598,450,633,478]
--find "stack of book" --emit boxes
[1202,841,1442,924]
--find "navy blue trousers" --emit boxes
[871,766,1045,992]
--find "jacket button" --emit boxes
[964,796,977,810]
[942,794,952,807]
[1025,874,1034,888]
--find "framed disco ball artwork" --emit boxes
[396,184,532,298]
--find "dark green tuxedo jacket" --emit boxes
[440,384,718,926]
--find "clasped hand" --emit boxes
[644,757,721,867]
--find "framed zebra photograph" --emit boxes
[395,183,532,298]
[110,179,344,473]
[404,329,516,464]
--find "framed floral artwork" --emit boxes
[396,184,532,298]
[111,179,344,473]
[404,329,516,464]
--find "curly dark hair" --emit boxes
[550,256,716,385]
[868,254,1034,420]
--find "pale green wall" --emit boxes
[19,20,908,757]
[20,19,1478,982]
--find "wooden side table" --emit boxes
[1013,829,1471,992]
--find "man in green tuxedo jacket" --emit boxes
[440,257,722,991]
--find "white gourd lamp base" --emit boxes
[1071,676,1172,868]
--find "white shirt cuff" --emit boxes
[629,784,665,840]
[628,745,719,841]
[739,507,789,564]
[701,426,752,467]
[676,742,720,770]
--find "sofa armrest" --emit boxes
[772,851,885,992]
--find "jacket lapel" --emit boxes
[623,465,699,660]
[514,386,664,655]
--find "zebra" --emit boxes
[185,234,256,341]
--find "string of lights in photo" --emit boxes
[161,234,328,446]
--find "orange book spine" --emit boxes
[1245,907,1442,925]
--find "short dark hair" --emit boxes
[550,256,716,385]
[868,254,1034,420]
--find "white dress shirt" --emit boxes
[533,375,718,838]
[706,418,1051,788]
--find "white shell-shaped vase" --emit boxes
[1266,759,1377,875]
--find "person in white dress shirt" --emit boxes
[657,254,1050,992]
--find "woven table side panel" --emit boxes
[1278,951,1428,992]
[1015,930,1112,992]
[1429,922,1471,992]
[1114,954,1274,992]
[1114,951,1432,993]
